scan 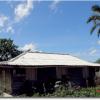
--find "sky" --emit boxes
[0,0,100,62]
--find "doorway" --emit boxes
[37,67,56,93]
[37,67,56,82]
[68,68,86,87]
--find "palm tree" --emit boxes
[87,5,100,37]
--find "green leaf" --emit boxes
[92,5,100,13]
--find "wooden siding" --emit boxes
[5,69,12,93]
[26,68,37,80]
[56,67,68,79]
[83,67,89,79]
[0,69,12,94]
[56,67,89,79]
[0,69,3,93]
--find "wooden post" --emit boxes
[85,67,88,88]
[86,79,88,87]
[0,69,3,95]
[2,70,6,92]
[83,67,89,87]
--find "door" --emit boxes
[12,68,26,95]
[37,67,56,93]
[68,68,85,87]
[37,67,56,82]
[88,67,95,87]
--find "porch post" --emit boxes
[0,69,3,94]
[85,67,88,87]
[2,69,6,92]
[83,67,89,87]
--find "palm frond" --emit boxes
[90,23,100,36]
[97,28,100,37]
[90,25,96,34]
[87,15,100,23]
[92,5,100,13]
[87,5,100,37]
[87,16,94,23]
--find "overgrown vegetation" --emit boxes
[32,85,100,97]
[18,85,100,97]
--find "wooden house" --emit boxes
[0,51,100,95]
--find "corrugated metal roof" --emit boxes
[0,51,100,67]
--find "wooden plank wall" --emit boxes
[0,69,12,94]
[82,67,89,79]
[5,69,12,93]
[56,67,67,79]
[26,68,37,80]
[0,69,3,93]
